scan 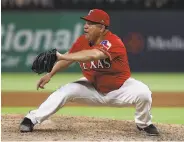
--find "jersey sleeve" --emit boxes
[94,38,126,61]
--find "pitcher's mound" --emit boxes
[1,114,184,141]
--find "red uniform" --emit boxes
[69,31,131,93]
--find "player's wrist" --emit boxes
[56,51,65,60]
[46,73,52,78]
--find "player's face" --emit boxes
[83,21,102,42]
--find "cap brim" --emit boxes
[80,16,86,20]
[80,16,101,25]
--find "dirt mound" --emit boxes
[1,114,184,141]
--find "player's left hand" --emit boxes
[37,73,51,90]
[32,49,57,74]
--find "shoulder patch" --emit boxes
[100,40,112,50]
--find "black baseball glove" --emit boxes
[31,49,57,74]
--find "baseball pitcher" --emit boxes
[20,9,159,136]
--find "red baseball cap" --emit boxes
[81,9,110,26]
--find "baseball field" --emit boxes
[1,73,184,141]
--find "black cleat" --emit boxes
[19,117,34,133]
[137,124,159,136]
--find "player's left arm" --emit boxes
[56,49,108,62]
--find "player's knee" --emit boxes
[137,88,152,103]
[59,82,81,98]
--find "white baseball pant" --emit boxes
[26,77,152,128]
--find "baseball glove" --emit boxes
[31,49,57,74]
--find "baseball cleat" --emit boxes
[19,117,34,133]
[137,124,159,136]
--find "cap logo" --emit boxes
[88,10,93,15]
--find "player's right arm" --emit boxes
[49,35,85,77]
[49,53,73,77]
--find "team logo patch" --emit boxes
[100,40,112,50]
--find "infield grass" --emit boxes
[2,107,184,124]
[2,73,184,92]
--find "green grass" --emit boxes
[2,107,184,124]
[1,73,83,92]
[131,73,184,92]
[1,73,184,92]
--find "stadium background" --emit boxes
[1,0,184,141]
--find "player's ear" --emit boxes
[100,25,106,32]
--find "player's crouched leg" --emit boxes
[19,82,85,133]
[134,86,159,136]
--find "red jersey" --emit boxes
[69,31,131,93]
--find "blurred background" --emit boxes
[1,0,184,72]
[1,0,184,124]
